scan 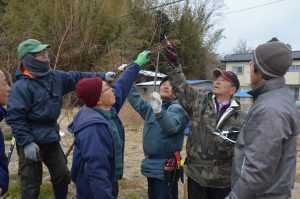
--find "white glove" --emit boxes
[150,92,162,114]
[105,72,116,81]
[117,64,128,71]
[24,142,40,161]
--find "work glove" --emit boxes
[150,92,162,114]
[165,43,179,67]
[227,126,240,143]
[105,71,116,81]
[134,50,151,67]
[24,142,40,161]
[225,195,230,199]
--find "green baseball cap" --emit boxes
[18,39,50,59]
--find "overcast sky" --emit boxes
[216,0,300,55]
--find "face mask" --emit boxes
[21,53,51,78]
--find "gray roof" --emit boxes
[293,51,300,59]
[222,51,300,62]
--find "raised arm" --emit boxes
[127,84,152,120]
[156,103,189,135]
[54,70,106,95]
[165,43,205,115]
[112,51,151,112]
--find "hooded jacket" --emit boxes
[127,85,189,180]
[68,107,115,199]
[0,107,9,196]
[230,77,300,199]
[69,62,140,192]
[6,69,105,146]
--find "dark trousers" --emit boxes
[148,177,178,199]
[17,142,71,199]
[112,180,119,198]
[188,177,230,199]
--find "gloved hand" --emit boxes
[24,142,40,161]
[134,50,151,67]
[165,43,179,67]
[105,71,116,81]
[150,92,162,114]
[225,195,231,199]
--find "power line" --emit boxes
[224,0,285,15]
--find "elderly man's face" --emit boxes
[0,70,10,106]
[99,81,116,107]
[212,75,236,98]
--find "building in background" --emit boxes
[222,51,300,102]
[136,70,166,83]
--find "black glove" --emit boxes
[227,127,240,143]
[165,43,179,67]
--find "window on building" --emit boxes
[288,65,300,72]
[288,86,299,101]
[232,66,244,75]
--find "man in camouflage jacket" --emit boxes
[165,44,246,199]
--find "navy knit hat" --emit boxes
[76,77,103,107]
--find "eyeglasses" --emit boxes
[101,82,111,94]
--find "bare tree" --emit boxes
[232,38,252,54]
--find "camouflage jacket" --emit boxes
[168,67,246,188]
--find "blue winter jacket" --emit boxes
[69,62,140,193]
[127,85,189,180]
[68,107,115,199]
[0,107,9,196]
[6,69,105,146]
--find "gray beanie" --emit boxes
[253,39,292,79]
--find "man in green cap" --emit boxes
[6,38,150,199]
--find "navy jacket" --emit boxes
[0,107,9,196]
[106,62,140,180]
[68,62,140,198]
[6,69,105,146]
[68,107,115,199]
[127,85,189,180]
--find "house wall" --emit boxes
[226,59,300,101]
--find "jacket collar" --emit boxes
[212,94,239,110]
[162,99,178,109]
[211,95,240,129]
[0,107,7,122]
[248,77,286,100]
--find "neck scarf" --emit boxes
[21,53,50,78]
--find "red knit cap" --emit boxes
[76,77,103,107]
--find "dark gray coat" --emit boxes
[230,77,300,199]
